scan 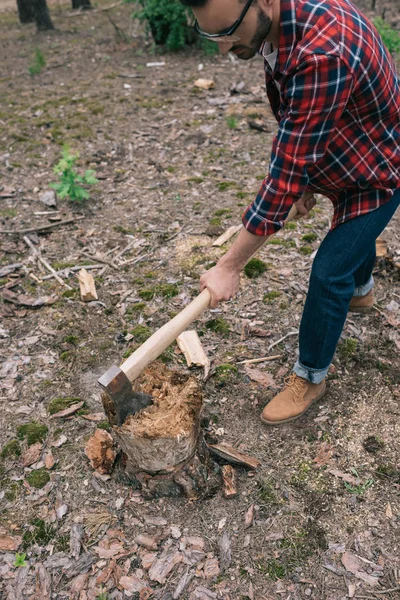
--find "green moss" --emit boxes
[23,518,55,549]
[48,396,82,415]
[257,477,280,505]
[263,291,282,303]
[256,559,285,580]
[337,338,358,360]
[205,317,230,336]
[27,468,50,489]
[62,289,77,299]
[113,225,132,234]
[302,233,318,242]
[299,245,313,255]
[214,208,232,217]
[0,208,17,218]
[5,481,21,501]
[97,421,111,432]
[166,166,176,173]
[138,283,179,300]
[17,422,48,446]
[127,302,147,313]
[217,181,236,192]
[60,351,71,361]
[235,191,248,199]
[244,258,268,279]
[188,177,204,184]
[215,363,238,386]
[131,324,151,343]
[285,222,297,230]
[63,335,79,345]
[375,463,400,483]
[52,261,75,270]
[209,217,221,227]
[1,439,21,459]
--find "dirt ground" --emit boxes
[0,1,399,599]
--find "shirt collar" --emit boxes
[258,0,297,75]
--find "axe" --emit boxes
[99,203,300,425]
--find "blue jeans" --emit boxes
[294,188,400,383]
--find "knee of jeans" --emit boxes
[310,258,350,292]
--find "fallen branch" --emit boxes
[23,236,73,290]
[267,330,298,352]
[237,354,283,365]
[42,265,102,280]
[79,252,118,269]
[0,216,85,235]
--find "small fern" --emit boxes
[50,146,97,203]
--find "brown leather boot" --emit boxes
[349,289,374,313]
[260,373,326,425]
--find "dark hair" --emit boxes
[180,0,209,5]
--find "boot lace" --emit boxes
[284,374,308,406]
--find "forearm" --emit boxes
[218,227,268,272]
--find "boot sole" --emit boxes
[260,384,327,426]
[348,305,374,314]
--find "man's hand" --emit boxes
[294,191,316,219]
[200,264,240,309]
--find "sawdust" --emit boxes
[122,363,203,439]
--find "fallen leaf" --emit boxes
[385,502,393,519]
[341,552,380,586]
[244,504,255,529]
[194,78,214,90]
[203,557,220,579]
[94,542,124,559]
[85,429,116,474]
[44,451,55,469]
[22,441,43,467]
[49,401,84,419]
[328,469,360,486]
[0,532,22,551]
[56,504,68,520]
[313,442,334,466]
[244,366,276,388]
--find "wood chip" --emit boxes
[376,237,388,258]
[85,429,116,474]
[176,330,210,378]
[212,224,242,247]
[194,78,214,90]
[244,504,255,529]
[221,465,238,498]
[77,268,98,301]
[208,442,260,469]
[49,401,84,419]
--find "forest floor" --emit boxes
[0,1,399,599]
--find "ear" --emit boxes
[258,0,275,8]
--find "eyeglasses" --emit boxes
[193,0,255,43]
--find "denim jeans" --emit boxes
[294,188,400,383]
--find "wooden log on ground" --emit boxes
[102,362,220,499]
[221,465,238,498]
[77,268,98,301]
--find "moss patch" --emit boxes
[17,422,48,446]
[214,363,238,386]
[1,439,21,459]
[244,258,268,279]
[299,245,313,255]
[131,324,151,343]
[205,317,230,336]
[302,233,318,242]
[263,291,282,303]
[138,283,179,300]
[26,468,50,489]
[48,396,83,415]
[23,518,55,549]
[337,338,358,361]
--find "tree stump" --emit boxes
[102,362,220,500]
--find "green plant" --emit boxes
[132,0,194,51]
[226,115,239,129]
[14,553,27,568]
[343,469,374,496]
[50,146,98,202]
[17,422,48,446]
[244,258,268,278]
[29,48,46,76]
[373,18,400,55]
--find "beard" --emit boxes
[230,9,272,60]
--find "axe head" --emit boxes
[98,365,153,426]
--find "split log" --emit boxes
[208,442,260,469]
[77,268,98,301]
[221,465,238,498]
[102,362,220,500]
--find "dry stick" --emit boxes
[79,251,118,270]
[23,236,73,291]
[42,265,102,280]
[67,1,124,16]
[267,330,299,352]
[237,354,283,365]
[0,216,85,235]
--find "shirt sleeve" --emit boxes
[242,54,354,236]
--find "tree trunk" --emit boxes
[16,0,34,24]
[102,363,220,500]
[72,0,92,10]
[32,0,54,31]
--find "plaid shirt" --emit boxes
[242,0,400,236]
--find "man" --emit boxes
[181,0,400,424]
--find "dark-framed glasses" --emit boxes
[193,0,255,43]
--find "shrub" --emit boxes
[373,18,400,55]
[132,0,194,51]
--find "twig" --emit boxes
[0,216,85,235]
[79,252,118,269]
[267,330,299,352]
[23,236,73,290]
[237,354,283,365]
[119,252,151,267]
[369,588,400,595]
[42,265,102,280]
[67,1,123,16]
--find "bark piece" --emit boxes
[135,534,158,551]
[203,557,220,579]
[49,401,84,419]
[70,524,84,559]
[85,429,116,474]
[221,465,238,498]
[35,564,52,600]
[148,547,183,584]
[173,570,195,598]
[190,586,217,599]
[63,552,94,578]
[208,442,260,469]
[77,268,98,301]
[2,288,56,308]
[176,330,210,378]
[212,224,242,247]
[218,532,231,572]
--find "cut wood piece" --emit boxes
[176,330,210,379]
[212,224,242,247]
[376,237,388,258]
[221,465,238,498]
[77,268,98,301]
[208,443,260,469]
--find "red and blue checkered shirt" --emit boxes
[242,0,400,236]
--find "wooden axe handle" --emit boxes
[120,203,299,383]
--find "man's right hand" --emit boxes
[294,191,316,219]
[200,263,240,308]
